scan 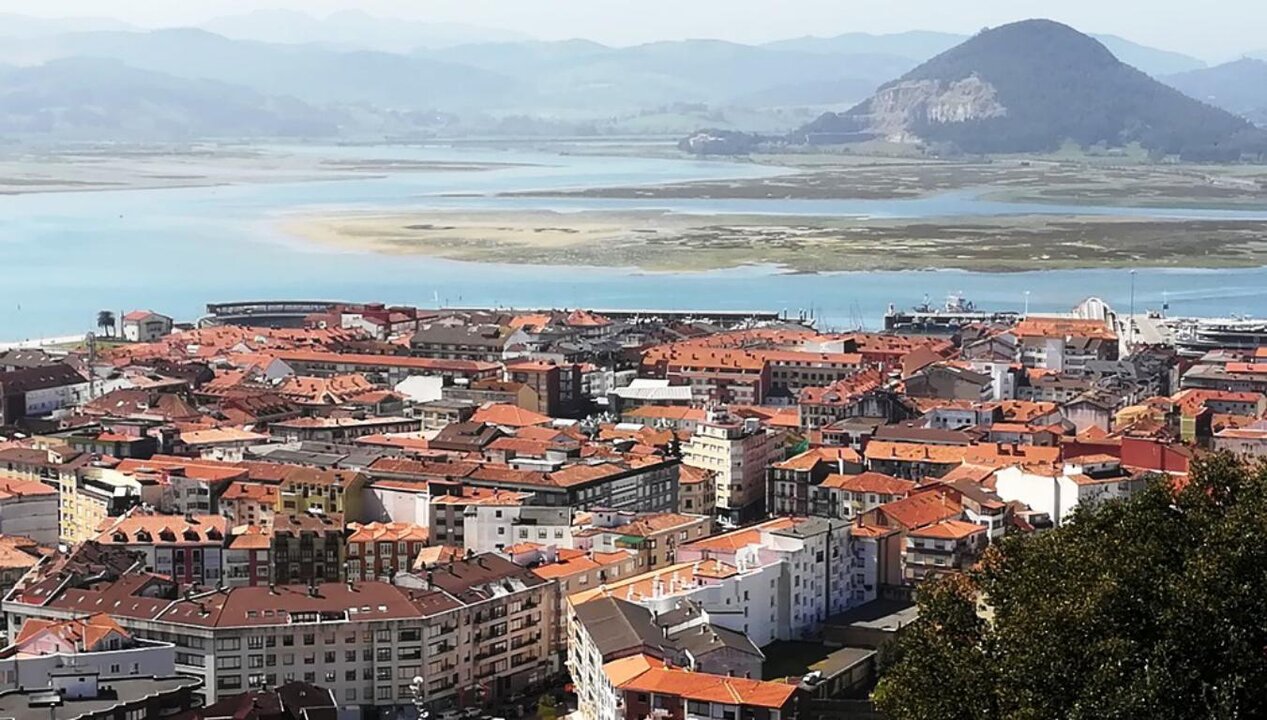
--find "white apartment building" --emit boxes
[464,504,575,554]
[675,516,863,641]
[995,456,1140,526]
[568,559,784,648]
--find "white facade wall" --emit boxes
[997,464,1123,527]
[0,641,175,691]
[849,536,882,606]
[967,361,1016,400]
[23,382,91,417]
[995,466,1062,525]
[568,612,622,720]
[0,493,59,545]
[362,486,432,526]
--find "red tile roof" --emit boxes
[611,660,798,709]
[13,613,130,653]
[909,519,986,540]
[471,404,552,428]
[821,472,915,496]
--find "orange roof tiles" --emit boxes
[821,472,916,496]
[773,446,861,472]
[221,481,279,504]
[569,559,741,606]
[799,369,886,406]
[508,313,553,330]
[678,464,715,486]
[0,536,46,570]
[909,519,986,540]
[998,400,1059,422]
[1014,318,1117,341]
[487,437,553,456]
[682,517,797,553]
[97,512,227,544]
[228,524,273,550]
[1214,427,1267,440]
[274,349,500,374]
[623,406,707,422]
[14,613,130,653]
[864,441,968,465]
[870,490,963,531]
[963,443,1061,470]
[347,522,429,544]
[565,309,613,328]
[471,403,552,428]
[0,476,57,498]
[116,457,248,484]
[180,427,269,446]
[612,663,798,709]
[1226,363,1267,375]
[603,654,666,688]
[530,548,632,580]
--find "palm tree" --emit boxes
[96,310,116,338]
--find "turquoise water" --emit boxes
[3,144,1267,341]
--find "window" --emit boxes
[282,636,294,647]
[346,670,357,682]
[324,651,336,663]
[218,675,242,690]
[216,638,241,651]
[304,672,315,683]
[375,629,390,642]
[248,655,264,669]
[345,650,356,663]
[377,687,392,700]
[345,688,357,701]
[302,634,315,646]
[247,636,265,650]
[217,657,242,670]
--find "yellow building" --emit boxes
[277,467,366,520]
[58,468,143,544]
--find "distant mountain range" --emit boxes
[0,12,1262,144]
[201,9,532,52]
[1163,59,1267,126]
[786,20,1266,160]
[0,58,340,139]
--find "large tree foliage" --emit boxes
[874,455,1267,720]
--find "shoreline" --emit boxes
[277,208,1267,274]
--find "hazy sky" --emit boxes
[0,0,1258,60]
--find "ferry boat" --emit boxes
[885,293,1016,335]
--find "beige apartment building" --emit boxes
[683,414,784,524]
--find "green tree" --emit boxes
[96,310,116,338]
[875,454,1267,720]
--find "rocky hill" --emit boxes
[793,20,1266,160]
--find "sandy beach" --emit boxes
[278,209,1267,273]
